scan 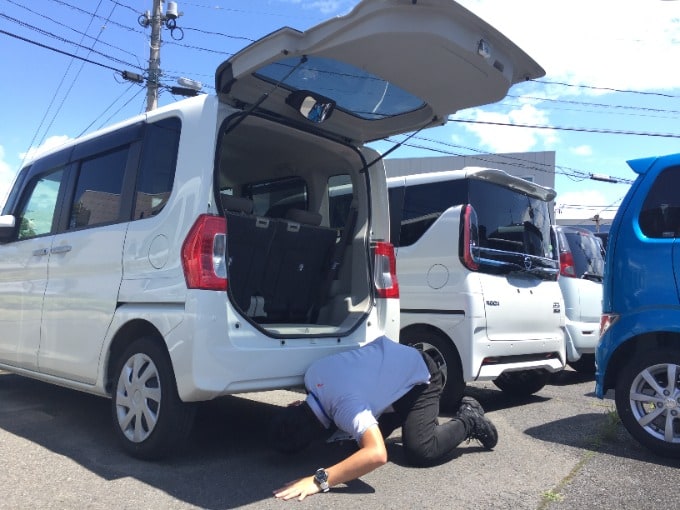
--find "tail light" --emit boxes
[600,313,619,337]
[373,241,399,299]
[461,204,480,271]
[559,250,576,277]
[181,214,227,291]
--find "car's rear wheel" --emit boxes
[493,369,549,396]
[111,337,195,460]
[615,348,680,458]
[568,353,596,375]
[400,329,465,412]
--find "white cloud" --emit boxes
[20,135,72,164]
[0,146,18,208]
[276,0,350,15]
[458,0,680,92]
[570,145,593,157]
[555,190,618,220]
[458,103,558,152]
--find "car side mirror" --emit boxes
[0,214,17,241]
[286,90,336,123]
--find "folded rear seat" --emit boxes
[262,208,337,322]
[221,195,275,315]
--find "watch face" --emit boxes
[315,468,328,483]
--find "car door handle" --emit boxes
[50,245,72,254]
[32,248,49,257]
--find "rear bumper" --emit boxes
[473,334,566,381]
[565,319,599,362]
[167,292,395,402]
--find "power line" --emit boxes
[450,118,680,139]
[505,94,680,118]
[531,79,680,99]
[35,0,117,150]
[0,29,123,73]
[0,13,141,70]
[5,0,142,66]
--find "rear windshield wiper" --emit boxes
[581,272,603,282]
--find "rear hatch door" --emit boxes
[215,0,545,143]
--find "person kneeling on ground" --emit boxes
[269,335,498,501]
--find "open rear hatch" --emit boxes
[215,0,545,143]
[214,0,545,335]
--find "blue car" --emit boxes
[596,153,680,458]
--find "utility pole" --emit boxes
[136,2,198,109]
[146,0,162,112]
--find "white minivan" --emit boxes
[388,168,566,407]
[0,0,545,458]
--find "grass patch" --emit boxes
[537,406,620,509]
[542,490,564,503]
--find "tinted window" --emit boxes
[388,186,404,246]
[69,147,128,229]
[471,180,552,259]
[255,56,424,120]
[639,166,680,238]
[134,117,180,219]
[563,230,605,278]
[17,169,65,240]
[328,174,353,229]
[243,176,308,218]
[395,180,467,247]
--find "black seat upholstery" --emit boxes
[222,195,275,314]
[262,209,337,322]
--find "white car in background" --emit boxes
[553,225,605,374]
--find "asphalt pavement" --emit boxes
[1,368,678,509]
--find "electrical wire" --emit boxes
[450,118,680,139]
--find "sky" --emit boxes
[1,0,679,227]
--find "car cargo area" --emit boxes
[215,114,371,335]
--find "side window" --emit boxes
[639,166,680,238]
[387,186,404,246]
[17,169,65,240]
[398,180,465,247]
[134,117,180,219]
[243,176,308,218]
[69,147,128,229]
[328,174,353,229]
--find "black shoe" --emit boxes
[457,396,485,417]
[457,400,498,450]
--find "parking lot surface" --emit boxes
[1,368,678,509]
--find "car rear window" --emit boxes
[563,231,605,278]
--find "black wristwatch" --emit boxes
[313,468,330,492]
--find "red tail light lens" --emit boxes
[600,313,619,337]
[462,204,480,271]
[181,214,228,291]
[559,251,576,277]
[373,241,399,299]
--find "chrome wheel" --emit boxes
[629,362,680,444]
[115,352,162,443]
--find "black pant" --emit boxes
[379,353,467,467]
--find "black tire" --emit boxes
[568,354,596,375]
[614,348,680,458]
[111,337,196,460]
[400,328,465,412]
[493,369,549,396]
